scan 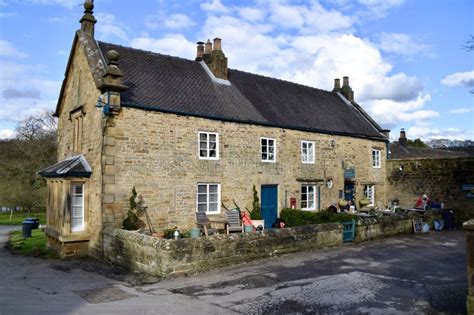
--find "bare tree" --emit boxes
[0,111,57,214]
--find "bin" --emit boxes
[22,220,34,238]
[26,218,39,229]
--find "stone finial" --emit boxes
[79,0,97,37]
[332,78,341,92]
[340,76,354,101]
[99,49,128,114]
[195,42,204,61]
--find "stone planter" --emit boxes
[359,199,370,208]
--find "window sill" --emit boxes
[44,226,90,243]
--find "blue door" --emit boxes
[261,185,278,228]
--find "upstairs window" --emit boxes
[72,111,83,152]
[261,137,276,162]
[199,132,219,160]
[301,185,317,210]
[196,183,220,214]
[301,140,315,164]
[71,182,85,232]
[372,149,381,168]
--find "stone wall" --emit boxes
[386,157,474,222]
[355,217,413,243]
[103,223,343,277]
[464,220,474,314]
[105,107,388,231]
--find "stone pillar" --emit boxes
[464,219,474,314]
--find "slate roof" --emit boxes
[37,155,92,178]
[97,41,387,141]
[390,143,470,159]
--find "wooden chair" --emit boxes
[225,210,243,235]
[196,212,219,236]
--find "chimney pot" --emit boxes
[196,42,204,61]
[332,78,341,92]
[204,39,212,55]
[340,76,354,101]
[399,128,407,146]
[343,76,349,87]
[213,38,222,51]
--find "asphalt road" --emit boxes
[0,225,467,314]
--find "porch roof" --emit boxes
[37,155,92,178]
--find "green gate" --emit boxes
[342,220,356,242]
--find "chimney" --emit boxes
[99,50,128,114]
[332,78,341,92]
[79,0,96,37]
[201,38,228,80]
[340,76,354,101]
[195,42,204,61]
[399,128,407,146]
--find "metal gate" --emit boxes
[342,220,356,242]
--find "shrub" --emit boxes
[250,185,263,220]
[122,187,145,230]
[280,208,358,227]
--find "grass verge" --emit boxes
[9,229,54,258]
[0,212,46,226]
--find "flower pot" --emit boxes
[359,199,370,207]
[190,227,201,238]
[244,225,254,233]
[252,220,265,230]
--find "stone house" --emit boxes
[39,2,389,258]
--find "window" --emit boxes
[301,185,317,210]
[71,183,85,232]
[301,140,315,164]
[199,132,219,160]
[196,183,221,214]
[72,112,83,152]
[372,149,381,168]
[261,137,276,162]
[364,185,375,206]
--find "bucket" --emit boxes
[190,227,201,238]
[244,225,254,233]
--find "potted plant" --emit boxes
[249,185,265,229]
[359,198,370,208]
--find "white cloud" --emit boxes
[95,13,128,42]
[357,0,405,18]
[441,71,474,88]
[448,107,472,114]
[31,0,79,9]
[146,13,195,30]
[0,128,14,139]
[130,34,196,60]
[376,32,429,57]
[359,73,423,102]
[407,125,474,141]
[0,40,27,58]
[201,0,230,14]
[237,7,266,22]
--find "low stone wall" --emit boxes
[355,217,413,243]
[464,220,474,314]
[102,223,343,278]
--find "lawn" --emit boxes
[9,229,49,257]
[0,211,46,226]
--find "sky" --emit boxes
[0,0,473,141]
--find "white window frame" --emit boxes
[71,182,85,232]
[301,185,317,210]
[261,137,276,162]
[198,131,219,160]
[364,185,375,206]
[301,140,315,164]
[372,149,381,168]
[196,183,221,214]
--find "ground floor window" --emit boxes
[197,183,221,214]
[71,183,85,232]
[363,185,375,206]
[301,185,317,210]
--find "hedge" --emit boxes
[280,208,358,227]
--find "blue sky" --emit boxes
[0,0,473,141]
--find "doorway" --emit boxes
[261,185,278,229]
